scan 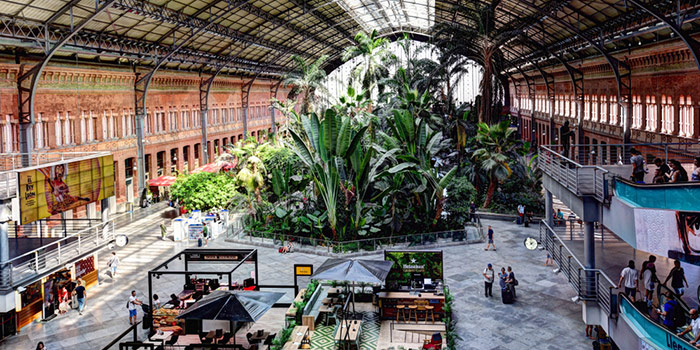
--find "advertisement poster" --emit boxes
[18,155,115,224]
[189,224,204,241]
[634,208,700,265]
[75,256,95,279]
[384,250,443,287]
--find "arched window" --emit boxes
[645,95,657,131]
[661,95,673,134]
[600,96,608,124]
[591,95,598,122]
[632,95,643,129]
[584,95,590,120]
[610,95,618,125]
[680,96,695,138]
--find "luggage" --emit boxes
[501,287,514,304]
[516,216,522,225]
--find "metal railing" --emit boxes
[539,221,617,316]
[228,219,484,255]
[539,145,609,202]
[557,142,700,167]
[9,218,103,238]
[1,218,115,287]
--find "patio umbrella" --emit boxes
[311,258,393,313]
[192,162,224,174]
[177,290,284,345]
[148,175,177,187]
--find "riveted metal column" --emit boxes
[270,81,281,133]
[199,76,213,165]
[134,72,148,205]
[242,79,254,137]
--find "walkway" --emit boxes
[0,213,592,350]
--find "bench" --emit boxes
[282,325,309,350]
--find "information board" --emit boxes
[384,250,443,287]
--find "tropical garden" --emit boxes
[170,6,543,243]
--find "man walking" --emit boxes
[630,148,646,183]
[617,260,638,301]
[482,264,494,297]
[485,226,496,251]
[108,252,119,279]
[128,290,143,325]
[74,280,86,315]
[664,259,689,296]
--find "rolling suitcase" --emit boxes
[501,288,514,304]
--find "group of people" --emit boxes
[618,256,689,304]
[630,148,700,184]
[482,264,517,299]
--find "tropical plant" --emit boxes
[342,29,397,95]
[434,1,539,124]
[170,172,241,211]
[283,54,329,114]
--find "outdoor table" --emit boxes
[327,287,342,296]
[249,331,269,344]
[150,331,173,345]
[335,320,361,348]
[282,325,309,349]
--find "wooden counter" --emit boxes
[377,291,445,320]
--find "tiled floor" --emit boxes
[0,211,593,350]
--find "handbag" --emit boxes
[513,279,519,286]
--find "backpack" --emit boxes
[670,301,686,328]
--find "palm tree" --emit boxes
[434,1,536,125]
[342,30,396,95]
[472,120,522,208]
[283,55,329,114]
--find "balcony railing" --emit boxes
[1,218,115,288]
[539,221,617,316]
[539,145,609,202]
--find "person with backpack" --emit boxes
[659,293,685,332]
[640,256,659,308]
[664,259,689,296]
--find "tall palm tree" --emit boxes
[434,1,537,125]
[342,30,396,95]
[283,55,329,114]
[472,120,521,208]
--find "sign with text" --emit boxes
[18,155,114,224]
[187,252,251,262]
[384,250,443,287]
[295,265,313,276]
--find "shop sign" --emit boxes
[187,252,249,262]
[75,256,95,278]
[295,265,313,276]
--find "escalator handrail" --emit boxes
[619,292,696,346]
[657,283,692,315]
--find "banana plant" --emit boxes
[286,108,367,238]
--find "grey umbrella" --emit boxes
[177,290,284,345]
[312,258,393,313]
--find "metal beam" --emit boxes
[271,80,282,133]
[627,0,700,73]
[17,0,118,166]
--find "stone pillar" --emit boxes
[545,190,553,228]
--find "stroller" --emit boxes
[422,333,442,350]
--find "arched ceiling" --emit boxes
[1,0,699,79]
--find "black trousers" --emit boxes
[485,282,493,297]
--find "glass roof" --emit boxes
[338,0,434,34]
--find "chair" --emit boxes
[219,332,232,345]
[246,332,253,344]
[263,333,275,350]
[396,305,406,323]
[165,334,179,349]
[424,305,435,323]
[407,304,418,322]
[325,305,342,326]
[215,329,223,342]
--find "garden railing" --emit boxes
[227,221,484,255]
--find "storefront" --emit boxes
[16,280,42,330]
[75,255,98,288]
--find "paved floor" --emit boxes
[0,210,592,350]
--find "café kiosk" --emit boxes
[377,250,445,322]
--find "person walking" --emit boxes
[160,221,168,240]
[482,264,494,298]
[664,259,689,296]
[73,280,86,315]
[128,290,143,325]
[617,260,638,301]
[485,225,496,251]
[108,252,119,279]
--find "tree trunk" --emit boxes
[482,178,497,208]
[480,49,494,125]
[432,197,444,226]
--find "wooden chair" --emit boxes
[407,304,418,322]
[424,305,436,323]
[396,304,407,323]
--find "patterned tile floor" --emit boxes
[311,312,380,350]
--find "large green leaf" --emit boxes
[336,117,352,156]
[344,126,368,158]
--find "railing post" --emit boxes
[34,251,39,272]
[57,242,61,264]
[78,234,81,254]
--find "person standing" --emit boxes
[659,293,681,331]
[617,260,638,301]
[677,309,700,345]
[664,259,689,296]
[469,202,477,222]
[74,280,86,315]
[630,149,645,183]
[692,157,700,182]
[485,226,496,251]
[498,267,507,290]
[640,255,658,307]
[560,121,574,158]
[160,221,168,240]
[517,204,525,224]
[482,264,494,298]
[128,290,143,325]
[506,266,517,299]
[108,252,119,279]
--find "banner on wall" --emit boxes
[18,155,115,224]
[384,250,443,287]
[634,208,700,265]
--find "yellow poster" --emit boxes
[19,155,115,224]
[295,266,313,276]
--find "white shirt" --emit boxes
[643,269,654,289]
[109,255,119,267]
[517,205,524,214]
[621,267,638,288]
[129,295,138,310]
[483,268,494,283]
[691,318,700,337]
